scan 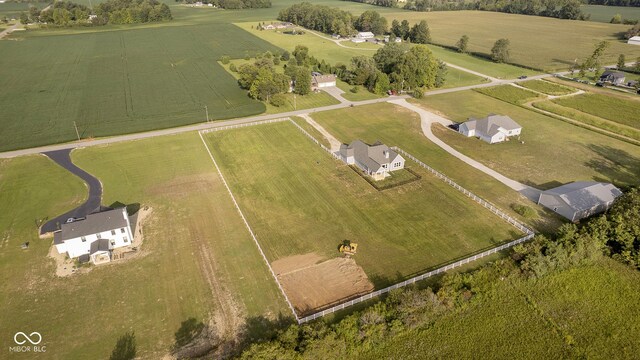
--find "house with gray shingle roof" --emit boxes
[537,181,622,222]
[599,70,625,85]
[53,207,133,264]
[339,140,405,180]
[459,114,522,144]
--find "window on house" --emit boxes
[96,233,102,239]
[124,237,128,243]
[121,228,125,234]
[110,241,115,246]
[81,236,86,242]
[111,230,116,235]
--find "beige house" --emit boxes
[312,74,337,88]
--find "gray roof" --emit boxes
[466,114,521,136]
[340,140,402,171]
[541,182,622,212]
[90,238,110,254]
[54,208,128,244]
[601,70,625,80]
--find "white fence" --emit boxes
[199,118,536,325]
[392,147,534,235]
[298,231,534,323]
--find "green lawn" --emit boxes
[582,4,640,23]
[474,84,544,104]
[204,121,520,287]
[0,133,289,359]
[359,258,640,359]
[533,100,640,142]
[426,45,539,79]
[291,116,332,149]
[308,102,564,233]
[519,79,576,96]
[552,93,640,130]
[379,10,640,71]
[411,90,640,189]
[336,79,384,102]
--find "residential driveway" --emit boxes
[388,99,541,201]
[40,149,102,234]
[321,86,349,104]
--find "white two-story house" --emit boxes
[53,207,133,264]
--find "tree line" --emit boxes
[176,0,271,9]
[20,0,171,26]
[343,0,589,20]
[235,187,639,358]
[586,0,640,6]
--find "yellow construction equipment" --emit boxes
[339,241,358,256]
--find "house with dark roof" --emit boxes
[339,140,405,180]
[599,70,626,85]
[54,207,133,264]
[458,114,522,144]
[537,182,622,222]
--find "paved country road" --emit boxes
[0,72,565,159]
[39,149,103,234]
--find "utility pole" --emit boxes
[73,121,80,141]
[294,94,296,110]
[205,105,209,122]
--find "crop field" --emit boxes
[0,22,283,152]
[360,258,640,359]
[552,93,640,130]
[0,133,289,359]
[519,79,576,96]
[379,10,640,71]
[475,84,543,104]
[582,4,640,23]
[411,90,640,189]
[203,121,520,312]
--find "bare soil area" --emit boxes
[275,253,374,316]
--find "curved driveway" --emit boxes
[40,149,102,234]
[388,99,541,201]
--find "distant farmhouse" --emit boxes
[339,140,405,180]
[537,182,622,222]
[459,114,522,144]
[54,208,133,265]
[357,31,374,39]
[627,36,640,46]
[312,73,336,89]
[600,70,625,85]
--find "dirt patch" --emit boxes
[272,252,325,275]
[275,254,374,316]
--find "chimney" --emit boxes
[384,150,389,159]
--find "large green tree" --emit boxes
[294,67,311,95]
[409,20,431,44]
[456,35,469,53]
[491,38,510,63]
[355,10,387,35]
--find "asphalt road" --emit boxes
[39,149,103,234]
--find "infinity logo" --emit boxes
[14,332,42,345]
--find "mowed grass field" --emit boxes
[308,103,564,233]
[0,22,281,152]
[519,79,576,96]
[204,121,519,287]
[359,258,640,359]
[0,133,289,359]
[411,89,640,189]
[552,93,640,130]
[379,10,640,71]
